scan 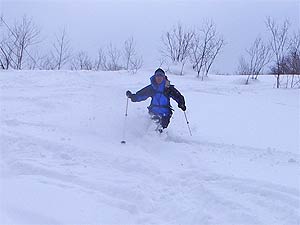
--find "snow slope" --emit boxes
[0,70,299,224]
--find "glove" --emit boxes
[126,90,132,98]
[178,104,186,111]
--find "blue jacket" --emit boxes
[130,75,185,116]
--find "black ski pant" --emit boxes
[161,115,171,128]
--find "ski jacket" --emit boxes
[130,75,185,116]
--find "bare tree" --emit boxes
[238,37,272,84]
[190,33,206,78]
[203,36,225,77]
[0,17,17,69]
[52,28,71,70]
[0,34,14,69]
[190,21,214,79]
[71,51,93,70]
[106,43,123,71]
[94,42,142,72]
[248,37,272,79]
[123,37,143,73]
[282,31,300,88]
[39,55,56,70]
[26,51,42,69]
[266,17,290,88]
[237,56,251,76]
[128,56,143,74]
[161,23,194,75]
[288,31,300,75]
[0,15,40,70]
[190,21,225,80]
[94,48,107,71]
[124,37,135,70]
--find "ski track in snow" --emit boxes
[0,70,299,224]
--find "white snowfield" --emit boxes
[0,69,299,224]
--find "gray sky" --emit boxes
[1,0,299,73]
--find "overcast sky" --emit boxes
[1,0,299,73]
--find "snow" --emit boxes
[0,69,299,224]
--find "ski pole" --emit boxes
[121,97,129,144]
[184,111,192,136]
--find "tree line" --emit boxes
[160,21,225,80]
[238,17,300,88]
[0,15,225,77]
[0,15,299,88]
[0,16,143,73]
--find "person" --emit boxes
[126,68,186,132]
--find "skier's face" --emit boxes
[155,75,164,84]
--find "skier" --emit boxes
[126,68,186,132]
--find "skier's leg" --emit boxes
[161,115,171,129]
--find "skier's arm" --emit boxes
[169,86,186,111]
[130,85,153,102]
